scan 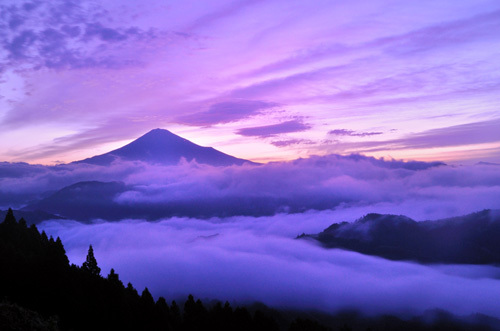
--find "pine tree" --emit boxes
[18,218,27,228]
[41,231,49,244]
[141,287,155,307]
[107,268,123,287]
[155,296,170,330]
[126,282,139,298]
[170,300,182,329]
[3,208,16,225]
[155,297,169,314]
[81,244,101,276]
[55,237,70,266]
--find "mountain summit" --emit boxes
[75,128,254,166]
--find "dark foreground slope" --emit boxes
[75,128,255,166]
[300,209,500,264]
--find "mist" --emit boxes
[2,154,500,221]
[39,210,500,319]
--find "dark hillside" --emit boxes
[300,210,500,264]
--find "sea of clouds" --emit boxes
[2,154,500,318]
[39,211,500,319]
[2,154,500,220]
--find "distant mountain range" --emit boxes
[299,210,500,265]
[21,180,293,222]
[74,128,255,166]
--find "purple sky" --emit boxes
[1,0,499,164]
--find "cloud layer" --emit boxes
[39,212,500,319]
[2,154,499,223]
[4,152,497,319]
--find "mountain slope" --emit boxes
[299,210,500,264]
[74,128,255,166]
[22,181,131,221]
[21,180,292,222]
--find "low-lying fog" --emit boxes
[40,207,500,319]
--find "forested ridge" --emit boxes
[1,209,497,331]
[299,210,500,264]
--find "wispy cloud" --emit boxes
[244,8,500,79]
[270,139,314,147]
[329,129,383,137]
[323,118,500,154]
[177,100,277,126]
[236,120,311,137]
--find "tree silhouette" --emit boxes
[141,287,155,307]
[41,231,49,244]
[82,244,101,276]
[18,217,27,228]
[3,208,16,225]
[107,268,123,287]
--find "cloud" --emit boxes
[177,100,277,126]
[329,129,383,137]
[38,213,500,319]
[245,8,500,79]
[4,153,500,223]
[236,120,311,137]
[270,139,314,147]
[394,118,500,149]
[6,119,151,162]
[0,0,158,70]
[186,0,265,31]
[324,118,500,154]
[84,23,128,42]
[5,150,500,320]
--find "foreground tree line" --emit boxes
[0,209,497,331]
[0,209,325,331]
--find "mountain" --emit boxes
[0,209,64,225]
[299,210,500,264]
[22,181,131,222]
[21,180,291,222]
[74,128,255,166]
